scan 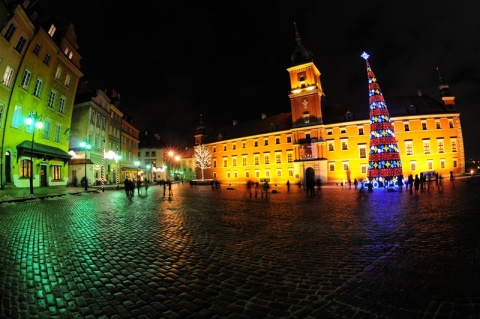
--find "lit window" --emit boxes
[410,161,416,171]
[450,139,457,152]
[287,152,293,163]
[64,74,71,87]
[55,66,63,80]
[405,141,413,155]
[48,24,56,37]
[437,139,444,153]
[328,141,334,152]
[329,162,335,172]
[264,154,270,164]
[3,65,14,87]
[423,140,430,154]
[52,165,62,180]
[20,159,32,178]
[359,145,366,158]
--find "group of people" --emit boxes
[123,178,149,196]
[404,172,452,194]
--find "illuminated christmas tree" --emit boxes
[361,52,403,185]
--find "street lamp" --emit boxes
[168,151,181,181]
[24,113,43,195]
[115,153,122,190]
[80,141,91,191]
[134,160,140,181]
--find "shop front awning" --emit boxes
[17,140,72,163]
[68,158,95,165]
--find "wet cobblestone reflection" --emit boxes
[1,179,479,318]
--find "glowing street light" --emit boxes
[80,140,91,191]
[24,113,43,195]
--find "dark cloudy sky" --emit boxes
[38,1,480,159]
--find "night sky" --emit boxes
[37,1,480,159]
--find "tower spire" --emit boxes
[361,52,403,184]
[290,22,313,66]
[437,67,453,97]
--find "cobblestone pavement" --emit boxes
[1,179,480,319]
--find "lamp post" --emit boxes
[134,160,140,181]
[168,151,181,181]
[115,153,122,190]
[24,113,43,195]
[80,141,91,191]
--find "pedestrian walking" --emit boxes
[168,180,173,197]
[163,180,166,196]
[354,178,358,189]
[124,178,131,197]
[262,181,270,199]
[136,179,142,195]
[414,174,420,194]
[286,180,290,192]
[450,171,454,188]
[144,179,149,193]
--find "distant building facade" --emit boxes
[195,28,465,187]
[0,1,83,189]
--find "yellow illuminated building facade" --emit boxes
[194,29,465,186]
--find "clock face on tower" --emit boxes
[302,98,308,109]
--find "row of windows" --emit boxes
[214,152,294,168]
[327,158,458,173]
[19,160,63,180]
[326,139,457,155]
[324,119,454,136]
[7,67,69,113]
[11,105,64,142]
[213,168,295,179]
[212,118,456,154]
[213,136,293,152]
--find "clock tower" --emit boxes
[287,23,325,127]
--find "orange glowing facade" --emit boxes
[194,26,465,186]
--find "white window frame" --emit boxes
[3,65,14,87]
[33,78,43,97]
